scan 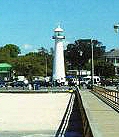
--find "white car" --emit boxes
[83,76,101,85]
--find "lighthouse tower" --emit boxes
[52,25,66,84]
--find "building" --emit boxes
[0,63,12,80]
[66,69,91,77]
[104,49,119,75]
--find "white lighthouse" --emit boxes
[52,25,66,84]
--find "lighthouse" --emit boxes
[52,25,66,85]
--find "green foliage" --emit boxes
[0,39,115,79]
[65,39,105,70]
[4,44,21,58]
[94,60,115,78]
[0,44,53,78]
[65,38,115,78]
[13,52,53,78]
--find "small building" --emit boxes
[0,63,12,80]
[104,49,119,75]
[66,69,91,77]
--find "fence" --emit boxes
[75,86,94,137]
[91,86,119,112]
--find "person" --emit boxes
[28,83,32,90]
[24,78,28,87]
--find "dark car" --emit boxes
[0,80,6,87]
[112,81,119,86]
[117,84,119,90]
[100,79,113,86]
[31,80,41,90]
[10,81,26,87]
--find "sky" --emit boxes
[0,0,119,54]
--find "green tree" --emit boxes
[4,44,21,58]
[65,39,105,71]
[94,60,115,78]
[0,44,53,78]
[12,51,53,78]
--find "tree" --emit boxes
[64,38,117,78]
[94,60,115,78]
[0,48,10,62]
[65,39,105,71]
[4,44,21,58]
[12,51,53,78]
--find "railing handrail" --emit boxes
[91,86,119,113]
[75,86,94,137]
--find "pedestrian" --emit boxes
[28,83,32,90]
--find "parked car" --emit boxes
[0,80,6,87]
[83,76,101,85]
[31,80,41,90]
[112,81,119,86]
[100,79,113,86]
[10,81,26,87]
[117,83,119,90]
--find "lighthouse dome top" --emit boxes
[54,25,63,32]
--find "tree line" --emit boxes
[64,39,115,78]
[0,39,115,80]
[0,44,53,79]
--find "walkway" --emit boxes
[80,90,119,137]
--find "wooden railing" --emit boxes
[75,86,94,137]
[91,86,119,112]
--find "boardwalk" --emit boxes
[80,90,119,137]
[0,93,71,137]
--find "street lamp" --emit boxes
[78,50,83,88]
[45,55,47,77]
[113,23,119,75]
[67,50,72,70]
[45,52,49,77]
[76,39,95,89]
[91,40,94,88]
[114,23,119,33]
[91,39,101,88]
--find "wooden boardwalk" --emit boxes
[80,90,119,137]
